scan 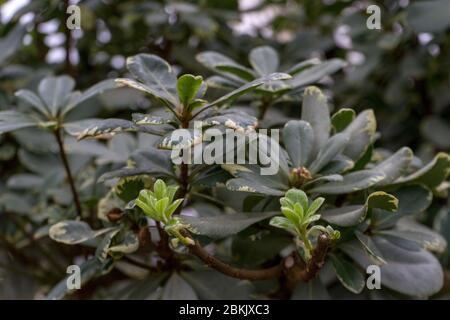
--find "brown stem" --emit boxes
[258,97,272,121]
[187,237,283,280]
[181,230,330,286]
[54,129,82,217]
[64,0,75,77]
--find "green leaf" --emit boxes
[406,0,450,33]
[196,51,255,82]
[309,132,350,174]
[108,232,140,254]
[372,147,414,186]
[199,73,291,112]
[38,76,75,116]
[421,116,450,149]
[46,258,109,300]
[380,217,447,254]
[366,191,398,212]
[331,108,355,133]
[226,178,285,196]
[309,170,384,194]
[96,228,121,261]
[63,79,117,116]
[282,120,314,167]
[0,110,38,134]
[115,177,147,203]
[181,271,253,300]
[394,152,450,189]
[290,58,346,88]
[355,231,386,265]
[0,24,26,65]
[76,119,135,140]
[291,277,330,300]
[286,58,321,75]
[372,185,432,230]
[180,211,279,239]
[301,86,331,157]
[321,205,366,227]
[162,273,198,300]
[120,54,178,105]
[249,46,279,76]
[49,221,115,244]
[177,74,203,107]
[341,235,444,297]
[330,254,365,294]
[99,148,175,182]
[15,89,49,117]
[341,110,376,161]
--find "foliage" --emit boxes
[0,0,449,300]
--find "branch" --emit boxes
[187,237,283,280]
[54,129,82,217]
[182,230,330,284]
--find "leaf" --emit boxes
[355,231,386,265]
[0,24,26,65]
[177,74,203,106]
[76,119,135,140]
[301,86,331,157]
[196,51,255,82]
[199,73,291,111]
[113,274,166,299]
[321,191,396,227]
[0,110,38,134]
[15,89,49,117]
[122,54,178,105]
[366,191,398,212]
[108,232,140,254]
[321,205,366,227]
[309,132,350,174]
[286,58,321,75]
[290,58,346,88]
[181,271,253,300]
[63,79,117,115]
[38,76,75,116]
[226,178,285,196]
[380,217,447,254]
[99,148,175,182]
[180,211,279,239]
[46,258,108,300]
[96,228,121,261]
[406,0,450,33]
[372,185,433,230]
[331,108,355,133]
[291,277,330,300]
[421,116,450,149]
[205,75,238,90]
[249,46,279,76]
[341,110,376,161]
[372,147,414,186]
[49,220,114,244]
[282,120,314,167]
[201,109,258,131]
[132,113,175,125]
[394,152,450,189]
[330,254,365,294]
[309,170,384,194]
[162,273,198,300]
[158,128,202,150]
[341,235,444,297]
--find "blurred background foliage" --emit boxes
[0,0,449,299]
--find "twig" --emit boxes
[54,128,82,217]
[188,237,283,280]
